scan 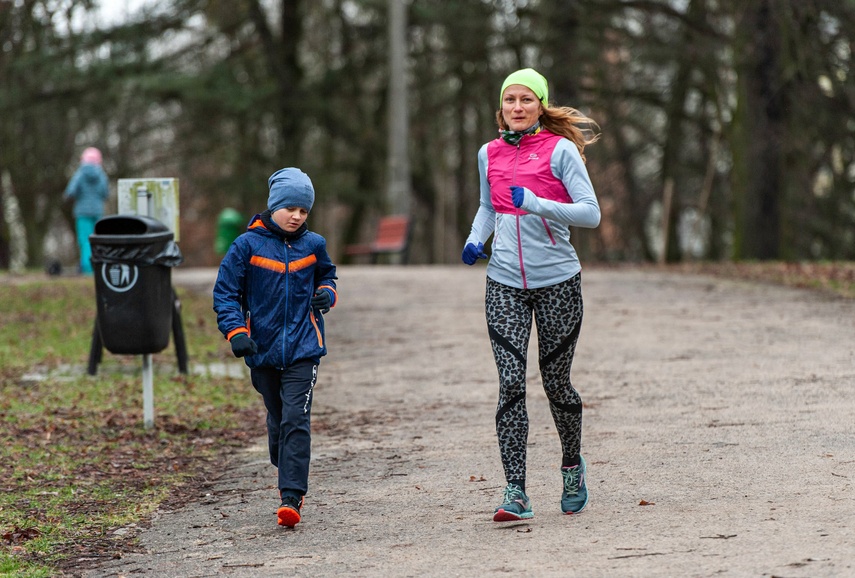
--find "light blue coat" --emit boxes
[64,163,109,218]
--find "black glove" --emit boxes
[230,333,257,357]
[311,289,332,314]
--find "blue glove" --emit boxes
[510,186,525,208]
[461,242,488,265]
[312,288,333,314]
[230,333,257,357]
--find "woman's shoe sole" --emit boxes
[493,508,534,522]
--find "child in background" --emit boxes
[213,167,338,528]
[64,147,109,275]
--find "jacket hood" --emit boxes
[80,163,104,183]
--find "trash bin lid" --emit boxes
[94,215,171,236]
[89,214,183,268]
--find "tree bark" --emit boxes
[732,0,785,260]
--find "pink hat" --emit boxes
[81,147,103,165]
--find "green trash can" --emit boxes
[215,208,245,256]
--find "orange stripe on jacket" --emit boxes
[288,254,318,272]
[250,255,287,273]
[250,254,318,274]
[309,311,323,348]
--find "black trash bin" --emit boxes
[89,215,184,355]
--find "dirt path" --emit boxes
[80,265,854,577]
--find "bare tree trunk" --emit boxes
[249,0,304,165]
[658,0,709,263]
[0,170,10,270]
[732,0,785,260]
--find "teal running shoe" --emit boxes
[493,483,534,522]
[561,456,589,514]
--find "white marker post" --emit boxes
[115,177,180,430]
[137,185,155,430]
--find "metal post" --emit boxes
[387,0,411,219]
[142,353,154,429]
[87,316,102,375]
[172,288,188,374]
[136,186,152,216]
[138,185,155,429]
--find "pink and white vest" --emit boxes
[487,131,571,214]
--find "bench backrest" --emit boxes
[373,215,410,251]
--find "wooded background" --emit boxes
[2,0,854,269]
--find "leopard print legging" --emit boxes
[486,274,584,485]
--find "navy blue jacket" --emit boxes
[213,214,338,368]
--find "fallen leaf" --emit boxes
[2,527,42,544]
[638,499,655,506]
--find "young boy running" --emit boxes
[213,167,338,528]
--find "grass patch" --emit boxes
[674,260,855,300]
[0,275,262,576]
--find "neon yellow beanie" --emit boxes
[499,68,549,109]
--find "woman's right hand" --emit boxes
[461,242,488,265]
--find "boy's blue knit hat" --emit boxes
[267,167,315,212]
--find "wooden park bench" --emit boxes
[344,214,411,264]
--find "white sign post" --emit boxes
[117,178,180,430]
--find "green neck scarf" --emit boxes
[500,122,542,146]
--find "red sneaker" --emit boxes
[277,495,304,527]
